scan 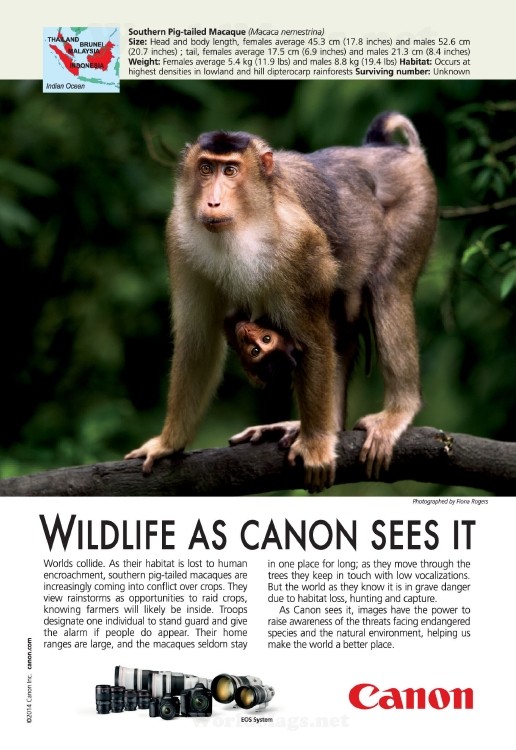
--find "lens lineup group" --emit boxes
[95,666,275,719]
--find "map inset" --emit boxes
[43,27,120,93]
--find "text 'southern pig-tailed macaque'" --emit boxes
[126,112,438,492]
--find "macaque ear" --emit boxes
[261,151,274,176]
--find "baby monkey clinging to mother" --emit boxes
[126,112,438,492]
[223,310,302,390]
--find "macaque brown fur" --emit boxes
[126,112,438,491]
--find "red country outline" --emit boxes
[87,41,115,72]
[57,31,74,56]
[48,44,79,76]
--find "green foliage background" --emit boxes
[1,80,515,495]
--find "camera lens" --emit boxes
[235,684,275,709]
[159,695,178,720]
[191,691,210,712]
[211,675,263,704]
[137,689,150,709]
[115,666,154,692]
[237,687,255,708]
[125,689,137,711]
[111,685,125,713]
[148,698,159,718]
[150,671,209,699]
[211,675,234,703]
[95,685,111,714]
[180,684,212,717]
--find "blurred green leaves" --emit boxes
[0,158,57,243]
[453,100,516,306]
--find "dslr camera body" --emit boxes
[180,682,212,717]
[157,694,181,720]
[149,684,212,719]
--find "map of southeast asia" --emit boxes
[43,27,120,93]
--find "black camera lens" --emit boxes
[137,689,151,709]
[160,703,175,720]
[180,683,212,717]
[125,689,137,711]
[149,698,159,718]
[111,685,125,713]
[96,685,111,714]
[191,691,210,713]
[159,694,179,720]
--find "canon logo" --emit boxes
[349,683,473,710]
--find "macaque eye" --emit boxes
[262,335,271,343]
[199,163,213,176]
[251,346,261,358]
[223,165,238,177]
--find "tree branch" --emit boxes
[1,427,514,496]
[440,197,516,219]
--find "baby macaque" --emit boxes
[224,311,302,388]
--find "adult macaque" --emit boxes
[224,311,301,388]
[126,113,437,491]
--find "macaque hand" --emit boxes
[125,436,183,475]
[229,420,300,448]
[354,410,411,480]
[287,433,338,494]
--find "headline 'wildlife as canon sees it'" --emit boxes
[126,112,438,492]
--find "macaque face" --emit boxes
[188,132,273,235]
[235,320,282,367]
[195,153,246,233]
[231,319,301,389]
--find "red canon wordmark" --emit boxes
[349,683,474,710]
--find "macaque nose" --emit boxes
[207,181,222,208]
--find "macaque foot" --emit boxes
[230,422,336,492]
[125,436,184,474]
[287,433,338,494]
[229,420,300,448]
[354,410,413,479]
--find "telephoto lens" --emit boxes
[95,685,111,714]
[150,671,209,699]
[235,684,275,709]
[125,689,138,711]
[159,694,180,720]
[211,675,263,704]
[137,689,151,709]
[148,698,160,718]
[114,666,154,692]
[111,685,126,713]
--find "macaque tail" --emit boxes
[364,111,421,150]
